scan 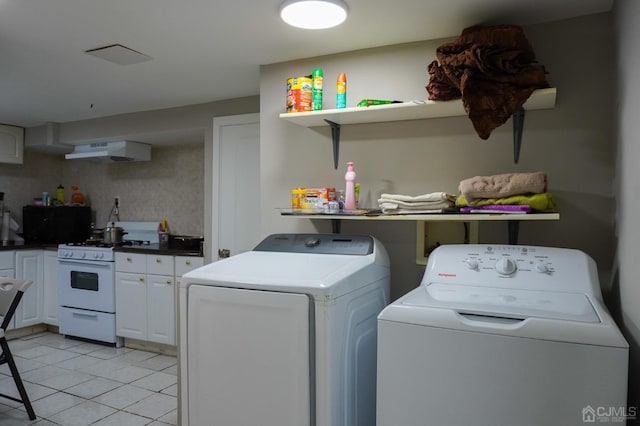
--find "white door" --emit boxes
[186,285,311,426]
[212,113,260,261]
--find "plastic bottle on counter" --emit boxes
[312,68,323,111]
[336,73,347,109]
[344,161,357,210]
[56,184,65,204]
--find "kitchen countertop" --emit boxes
[114,243,203,257]
[0,241,202,257]
[0,242,59,251]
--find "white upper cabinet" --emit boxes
[0,124,24,164]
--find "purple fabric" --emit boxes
[460,205,532,213]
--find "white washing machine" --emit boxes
[377,244,629,426]
[179,233,390,426]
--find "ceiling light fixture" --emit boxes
[279,0,348,30]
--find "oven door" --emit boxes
[58,258,115,313]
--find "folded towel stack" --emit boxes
[456,172,555,211]
[378,192,456,214]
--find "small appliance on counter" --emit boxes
[23,205,91,244]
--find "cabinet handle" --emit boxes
[139,277,145,282]
[155,258,161,263]
[185,260,191,266]
[166,279,172,285]
[127,257,132,262]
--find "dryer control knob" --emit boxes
[464,259,479,270]
[535,263,549,273]
[304,237,320,248]
[495,258,517,275]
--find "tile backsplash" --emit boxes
[0,144,204,238]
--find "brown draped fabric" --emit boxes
[426,25,549,139]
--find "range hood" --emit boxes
[65,140,151,162]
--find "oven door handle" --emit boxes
[58,258,112,267]
[71,311,99,319]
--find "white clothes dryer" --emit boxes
[377,244,629,426]
[179,233,390,426]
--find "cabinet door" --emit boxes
[0,124,24,164]
[43,250,59,325]
[147,254,174,276]
[147,274,175,345]
[15,250,44,328]
[115,252,146,273]
[175,256,205,278]
[0,266,15,329]
[115,272,147,340]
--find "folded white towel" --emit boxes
[379,192,455,204]
[379,201,454,210]
[378,192,456,214]
[381,208,451,215]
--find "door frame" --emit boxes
[209,113,260,262]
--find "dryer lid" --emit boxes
[403,283,600,323]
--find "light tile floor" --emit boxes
[0,332,177,425]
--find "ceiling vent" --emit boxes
[65,141,151,163]
[85,44,153,65]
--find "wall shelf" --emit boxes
[279,88,557,168]
[281,210,560,244]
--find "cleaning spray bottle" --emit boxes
[344,161,357,210]
[336,73,347,109]
[312,68,323,111]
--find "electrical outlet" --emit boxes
[415,222,479,265]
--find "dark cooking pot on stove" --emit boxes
[102,226,127,244]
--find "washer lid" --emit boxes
[181,249,385,298]
[402,283,600,323]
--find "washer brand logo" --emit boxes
[582,406,596,423]
[437,273,456,277]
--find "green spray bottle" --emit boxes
[312,68,323,111]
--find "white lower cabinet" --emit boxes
[15,250,44,329]
[43,250,59,326]
[0,251,15,329]
[116,252,202,346]
[115,271,148,340]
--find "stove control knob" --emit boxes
[79,252,86,259]
[65,252,72,258]
[97,252,104,260]
[93,253,99,259]
[495,258,517,275]
[535,263,549,273]
[464,259,479,270]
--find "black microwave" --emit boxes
[23,206,92,244]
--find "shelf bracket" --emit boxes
[325,119,341,170]
[512,107,525,164]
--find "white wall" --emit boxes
[614,0,640,410]
[260,13,615,300]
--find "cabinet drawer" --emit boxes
[175,256,204,277]
[116,252,146,273]
[0,251,14,269]
[147,254,174,276]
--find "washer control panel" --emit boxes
[423,244,600,296]
[456,245,556,276]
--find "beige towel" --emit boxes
[459,172,547,205]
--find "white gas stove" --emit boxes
[57,221,159,346]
